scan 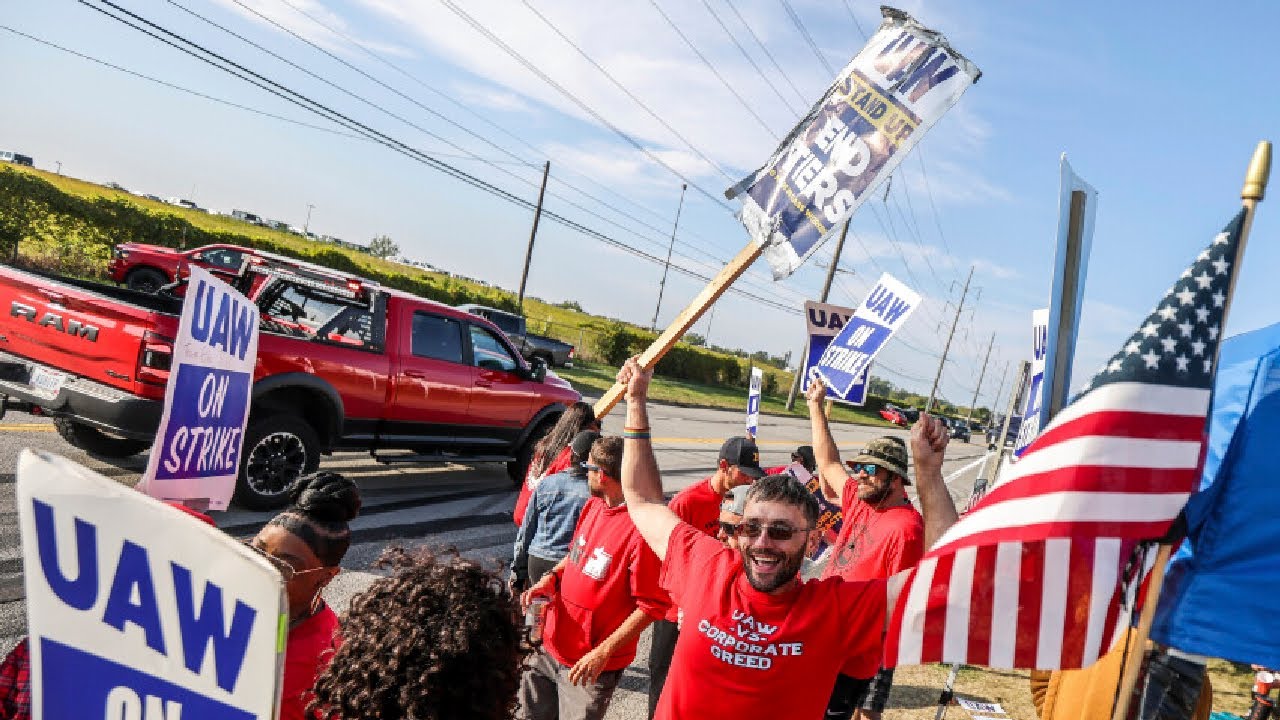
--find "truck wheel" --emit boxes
[532,351,554,368]
[126,268,168,294]
[235,414,320,511]
[52,418,150,458]
[507,419,554,487]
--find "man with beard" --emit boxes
[805,377,937,720]
[518,436,669,720]
[647,436,763,718]
[616,357,916,720]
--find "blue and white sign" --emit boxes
[728,7,980,279]
[746,367,763,437]
[801,300,869,405]
[1013,308,1050,459]
[17,450,285,719]
[138,266,259,511]
[815,274,921,400]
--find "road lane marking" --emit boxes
[0,424,55,432]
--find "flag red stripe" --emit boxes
[968,466,1199,514]
[1059,537,1095,668]
[1014,540,1044,668]
[929,520,1176,559]
[1024,410,1206,459]
[920,552,954,663]
[883,565,917,667]
[965,544,998,667]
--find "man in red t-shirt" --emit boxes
[647,436,763,718]
[615,358,937,720]
[806,377,938,720]
[519,436,669,720]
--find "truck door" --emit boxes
[460,323,534,453]
[383,310,474,449]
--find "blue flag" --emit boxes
[1152,320,1280,667]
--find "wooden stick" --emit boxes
[1110,140,1271,720]
[593,241,764,418]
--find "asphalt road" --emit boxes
[0,402,988,718]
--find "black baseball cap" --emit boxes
[719,436,765,478]
[570,430,601,462]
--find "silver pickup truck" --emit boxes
[456,304,575,368]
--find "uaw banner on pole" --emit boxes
[816,273,920,401]
[137,266,259,511]
[746,367,763,438]
[801,300,869,405]
[727,7,980,279]
[17,450,285,719]
[1013,308,1049,458]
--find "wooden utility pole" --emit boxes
[516,161,550,310]
[785,219,851,410]
[963,332,995,425]
[594,242,764,417]
[926,265,974,412]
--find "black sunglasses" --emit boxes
[734,519,813,542]
[718,521,740,536]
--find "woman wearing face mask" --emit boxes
[246,472,361,720]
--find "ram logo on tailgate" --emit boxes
[10,302,100,342]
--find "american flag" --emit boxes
[885,209,1246,671]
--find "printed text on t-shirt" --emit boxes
[695,610,803,669]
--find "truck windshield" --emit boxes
[487,312,521,335]
[260,284,376,348]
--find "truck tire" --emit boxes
[532,351,554,368]
[52,418,150,458]
[234,413,320,511]
[126,268,168,294]
[507,419,554,487]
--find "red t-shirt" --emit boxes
[543,497,669,672]
[513,446,574,526]
[656,524,886,719]
[820,489,924,582]
[281,604,341,720]
[663,477,725,621]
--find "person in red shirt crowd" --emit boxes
[246,472,361,720]
[518,436,669,720]
[806,377,936,720]
[616,357,923,720]
[647,436,763,718]
[513,402,599,530]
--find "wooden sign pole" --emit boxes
[1110,139,1271,720]
[594,241,764,418]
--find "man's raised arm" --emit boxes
[912,412,958,548]
[805,377,852,501]
[618,357,681,560]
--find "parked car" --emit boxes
[456,304,576,368]
[900,407,921,424]
[879,404,909,427]
[0,253,580,509]
[945,417,971,443]
[108,242,257,293]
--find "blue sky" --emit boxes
[3,0,1277,411]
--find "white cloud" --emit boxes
[215,0,416,60]
[451,83,536,114]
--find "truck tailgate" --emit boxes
[0,265,179,398]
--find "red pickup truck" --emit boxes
[108,243,256,293]
[0,255,580,509]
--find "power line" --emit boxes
[778,0,835,75]
[435,0,738,213]
[696,0,802,116]
[721,1,810,108]
[840,0,871,41]
[78,0,804,316]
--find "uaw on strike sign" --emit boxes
[727,7,979,279]
[815,273,920,401]
[802,300,868,405]
[138,266,259,511]
[17,450,285,719]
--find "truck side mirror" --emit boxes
[528,356,548,383]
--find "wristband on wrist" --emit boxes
[623,429,651,440]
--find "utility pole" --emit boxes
[988,360,1011,424]
[964,332,995,424]
[651,183,688,332]
[303,204,316,235]
[517,161,551,310]
[785,219,851,410]
[925,264,974,412]
[54,161,61,175]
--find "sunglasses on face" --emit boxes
[243,541,326,583]
[583,463,601,473]
[852,462,882,476]
[718,521,740,536]
[733,519,812,541]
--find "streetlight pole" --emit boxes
[304,204,316,235]
[651,183,688,332]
